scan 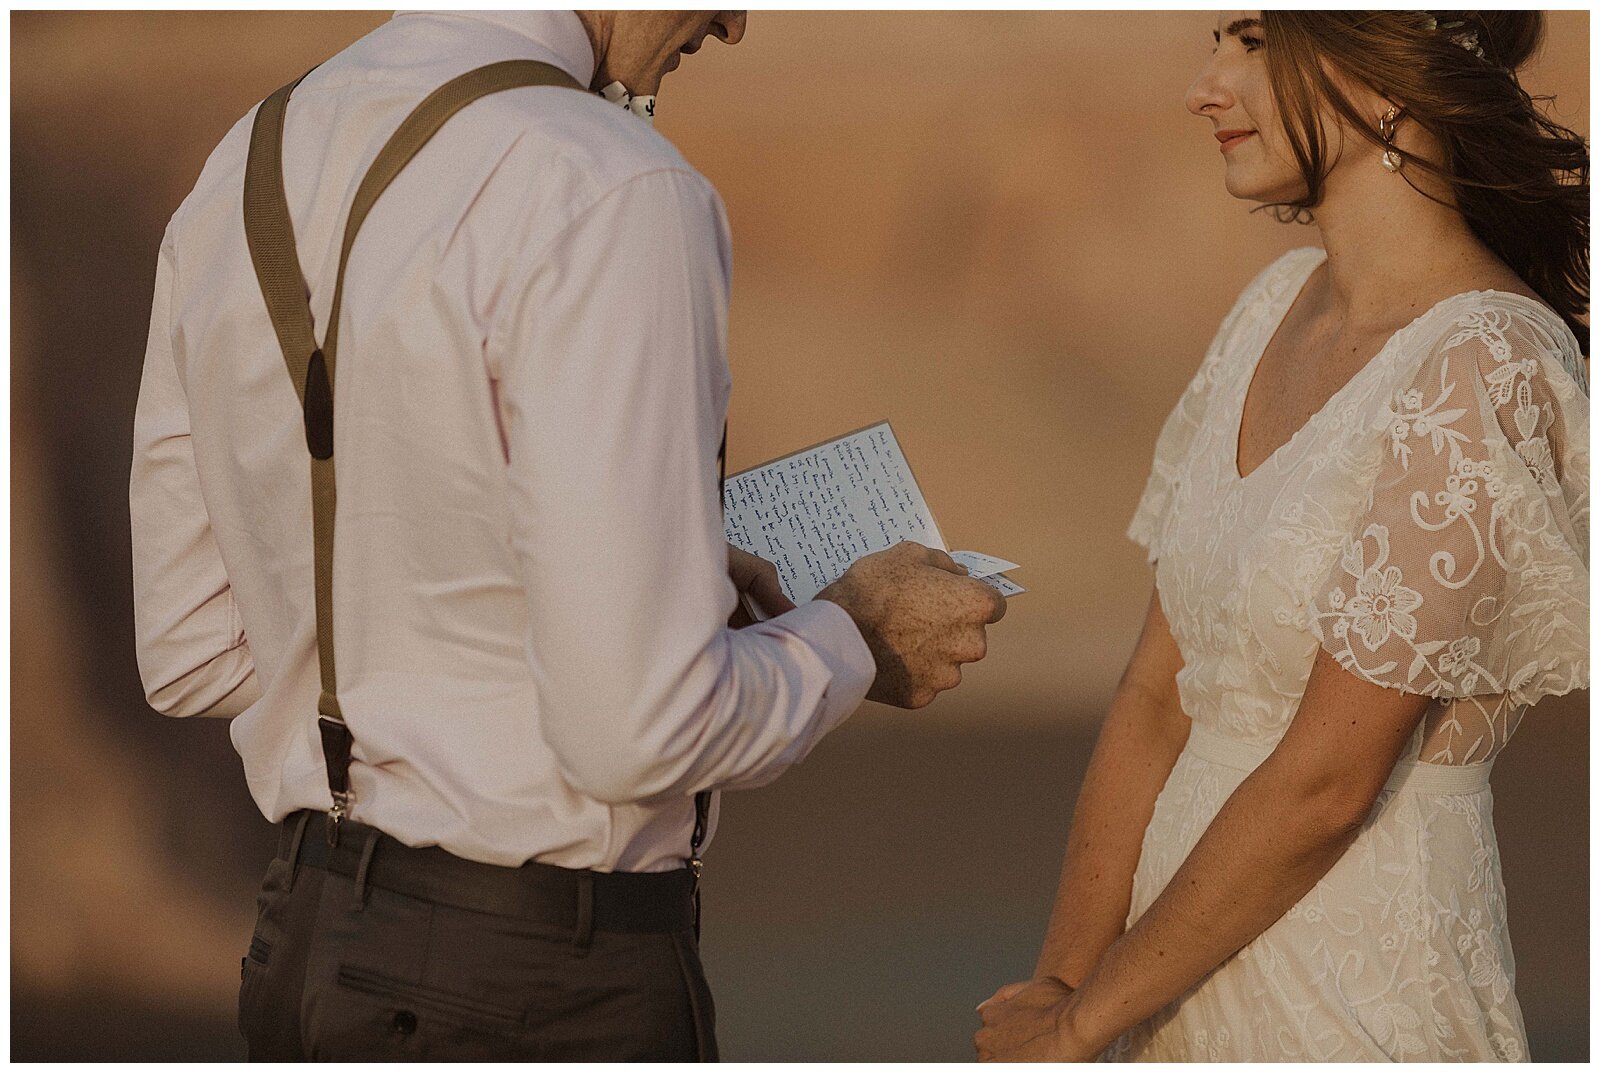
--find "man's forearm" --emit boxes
[1034,682,1189,987]
[131,231,262,719]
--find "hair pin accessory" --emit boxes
[1422,13,1486,59]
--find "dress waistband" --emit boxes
[1183,722,1492,796]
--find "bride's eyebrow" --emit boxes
[1212,16,1264,43]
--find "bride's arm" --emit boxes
[977,648,1432,1060]
[1034,586,1192,987]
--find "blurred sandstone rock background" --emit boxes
[11,10,1589,1059]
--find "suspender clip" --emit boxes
[688,855,704,940]
[326,791,351,847]
[318,716,355,846]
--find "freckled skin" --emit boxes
[817,542,1006,709]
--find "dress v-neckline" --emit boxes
[1232,253,1330,482]
[1228,251,1562,484]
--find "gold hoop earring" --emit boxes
[1378,106,1403,173]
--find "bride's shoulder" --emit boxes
[1200,246,1326,368]
[1401,287,1588,398]
[1215,246,1326,332]
[1240,245,1326,306]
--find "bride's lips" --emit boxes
[1216,129,1255,153]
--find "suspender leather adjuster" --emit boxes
[303,348,334,460]
[318,716,355,845]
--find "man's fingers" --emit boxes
[727,545,796,619]
[953,633,988,665]
[727,544,768,582]
[982,585,1007,624]
[925,547,967,575]
[747,568,796,617]
[953,579,1006,626]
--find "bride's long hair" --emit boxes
[1260,10,1590,353]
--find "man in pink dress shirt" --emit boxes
[130,9,1003,1060]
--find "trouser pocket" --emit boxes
[237,941,271,1045]
[240,849,329,1061]
[336,964,524,1026]
[239,857,292,1053]
[309,963,536,1061]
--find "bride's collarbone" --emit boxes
[1237,316,1392,476]
[1239,255,1551,476]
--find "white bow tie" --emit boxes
[599,81,656,126]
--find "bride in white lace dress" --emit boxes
[977,11,1588,1062]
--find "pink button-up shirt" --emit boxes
[130,10,873,871]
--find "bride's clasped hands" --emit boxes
[974,977,1096,1062]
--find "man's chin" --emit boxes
[626,68,667,96]
[590,65,665,97]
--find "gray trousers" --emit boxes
[238,814,718,1061]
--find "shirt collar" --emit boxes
[391,10,596,89]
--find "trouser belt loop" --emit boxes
[572,872,595,955]
[285,809,311,891]
[350,827,381,911]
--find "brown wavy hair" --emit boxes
[1260,11,1590,353]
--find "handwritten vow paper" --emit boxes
[722,422,1024,605]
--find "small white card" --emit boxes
[950,550,1022,579]
[977,572,1026,597]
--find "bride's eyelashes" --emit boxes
[1211,34,1264,53]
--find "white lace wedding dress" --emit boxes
[1110,247,1589,1061]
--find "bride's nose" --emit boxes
[1185,59,1233,117]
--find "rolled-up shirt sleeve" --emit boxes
[130,226,262,718]
[491,167,874,805]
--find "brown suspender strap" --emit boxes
[243,69,319,412]
[242,60,585,844]
[687,434,729,937]
[244,59,717,925]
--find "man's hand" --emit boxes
[727,544,797,628]
[815,541,1005,709]
[974,976,1095,1061]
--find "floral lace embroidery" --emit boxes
[1310,303,1588,761]
[1115,248,1587,1061]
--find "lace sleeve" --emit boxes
[1308,301,1589,726]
